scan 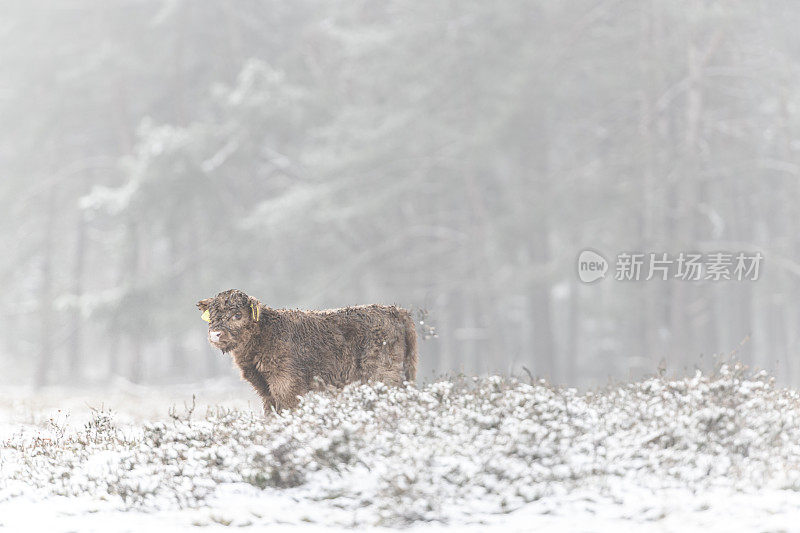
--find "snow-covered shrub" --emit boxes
[3,364,800,526]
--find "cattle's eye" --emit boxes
[233,312,242,320]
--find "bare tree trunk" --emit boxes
[173,3,189,125]
[670,31,718,372]
[529,225,554,380]
[638,0,666,371]
[166,235,188,380]
[436,293,453,377]
[68,175,89,382]
[130,339,144,384]
[564,277,579,384]
[669,40,701,372]
[127,219,144,383]
[108,236,127,379]
[460,292,478,375]
[521,108,554,381]
[35,188,56,388]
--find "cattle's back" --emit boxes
[274,304,411,386]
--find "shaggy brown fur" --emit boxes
[197,289,418,412]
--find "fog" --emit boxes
[3,0,799,389]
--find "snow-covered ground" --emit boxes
[3,365,800,532]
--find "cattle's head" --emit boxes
[197,289,262,353]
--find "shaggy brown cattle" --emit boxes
[197,289,418,412]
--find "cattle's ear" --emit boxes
[197,298,212,322]
[249,297,261,322]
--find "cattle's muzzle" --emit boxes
[208,329,232,350]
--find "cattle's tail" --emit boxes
[402,311,418,383]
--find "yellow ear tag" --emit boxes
[251,303,260,322]
[201,309,210,322]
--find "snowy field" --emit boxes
[3,365,800,532]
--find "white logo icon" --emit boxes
[578,249,608,283]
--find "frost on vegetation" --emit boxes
[2,363,800,526]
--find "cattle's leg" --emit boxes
[240,364,274,413]
[268,373,302,410]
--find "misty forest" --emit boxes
[4,1,799,389]
[9,2,800,531]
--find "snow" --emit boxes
[3,365,800,531]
